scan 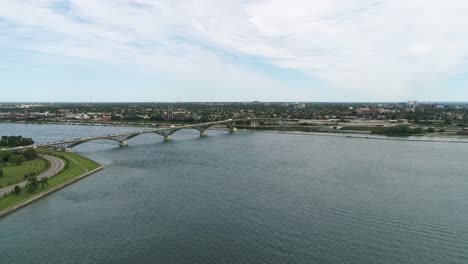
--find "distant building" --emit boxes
[356,108,379,115]
[74,113,90,120]
[448,113,463,120]
[167,104,174,120]
[296,103,306,109]
[417,104,437,110]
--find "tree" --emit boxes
[22,149,38,161]
[0,168,3,177]
[427,127,435,133]
[27,176,39,193]
[10,155,25,165]
[39,178,48,187]
[0,151,12,163]
[413,127,423,134]
[14,185,21,195]
[0,136,34,147]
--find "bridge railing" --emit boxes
[3,118,291,151]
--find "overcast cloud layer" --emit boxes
[1,0,468,101]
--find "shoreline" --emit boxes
[253,130,468,144]
[0,161,102,219]
[2,121,468,144]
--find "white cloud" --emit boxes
[1,0,468,100]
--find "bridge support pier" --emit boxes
[164,135,172,141]
[63,148,72,152]
[200,130,208,137]
[119,140,129,147]
[249,119,260,128]
[229,127,238,133]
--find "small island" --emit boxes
[0,136,102,217]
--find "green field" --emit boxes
[251,126,322,132]
[63,152,101,171]
[0,152,100,212]
[340,126,381,131]
[0,158,49,188]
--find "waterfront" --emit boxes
[0,124,467,264]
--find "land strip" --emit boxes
[0,152,101,218]
[0,155,64,196]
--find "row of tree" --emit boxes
[371,125,438,135]
[11,176,49,195]
[0,136,34,147]
[0,149,38,166]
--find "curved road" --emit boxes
[0,154,65,196]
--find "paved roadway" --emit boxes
[0,154,65,196]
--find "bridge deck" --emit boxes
[2,118,283,151]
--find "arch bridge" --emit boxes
[4,118,287,151]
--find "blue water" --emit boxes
[0,123,467,264]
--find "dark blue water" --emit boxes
[0,124,467,264]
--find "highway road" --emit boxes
[0,154,65,196]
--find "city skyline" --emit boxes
[2,0,468,102]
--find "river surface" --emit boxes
[0,123,467,264]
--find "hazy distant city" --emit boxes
[2,101,468,135]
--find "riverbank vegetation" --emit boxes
[341,125,443,136]
[371,125,423,136]
[0,149,48,188]
[0,151,100,213]
[0,135,34,147]
[0,158,49,188]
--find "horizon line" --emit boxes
[1,101,468,104]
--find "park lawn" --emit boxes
[0,152,100,212]
[0,158,49,188]
[340,126,382,131]
[63,152,100,171]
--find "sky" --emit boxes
[1,0,468,102]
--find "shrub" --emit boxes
[10,155,25,165]
[0,136,34,147]
[372,125,423,136]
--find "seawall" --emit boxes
[0,166,103,219]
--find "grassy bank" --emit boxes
[244,126,323,132]
[0,152,100,212]
[340,126,379,132]
[341,125,426,136]
[0,158,49,188]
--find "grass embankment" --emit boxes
[341,125,426,136]
[0,158,49,188]
[340,126,381,132]
[0,152,100,212]
[246,126,323,132]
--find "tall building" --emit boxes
[167,104,174,120]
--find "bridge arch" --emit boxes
[18,118,284,151]
[65,137,122,148]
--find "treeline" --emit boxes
[0,149,38,165]
[371,125,423,136]
[0,136,34,147]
